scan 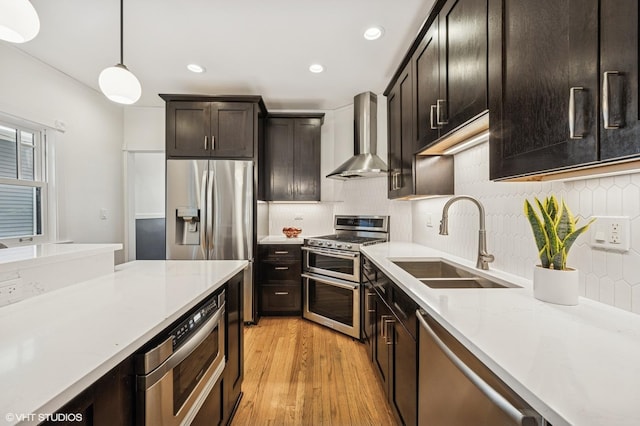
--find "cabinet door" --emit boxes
[211,102,254,158]
[387,67,414,199]
[293,118,322,201]
[439,0,488,134]
[600,0,640,160]
[166,101,211,157]
[265,118,295,200]
[489,0,598,179]
[373,293,392,393]
[392,321,417,426]
[223,272,244,425]
[414,19,441,151]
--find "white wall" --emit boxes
[411,142,640,314]
[0,44,125,262]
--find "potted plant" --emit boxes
[524,196,594,305]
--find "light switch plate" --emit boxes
[590,216,630,252]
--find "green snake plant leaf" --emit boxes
[524,199,550,268]
[545,196,559,224]
[536,198,560,257]
[563,219,596,256]
[555,200,575,242]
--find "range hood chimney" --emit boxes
[327,92,388,180]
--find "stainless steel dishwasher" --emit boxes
[417,309,545,426]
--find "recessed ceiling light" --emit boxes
[364,26,384,41]
[187,64,206,73]
[309,64,324,73]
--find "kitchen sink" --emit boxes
[392,260,520,289]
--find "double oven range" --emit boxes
[302,215,389,339]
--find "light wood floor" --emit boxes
[232,317,398,426]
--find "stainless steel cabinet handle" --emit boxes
[274,292,289,296]
[603,71,620,129]
[430,104,438,129]
[569,87,585,139]
[436,99,448,126]
[204,135,208,150]
[384,318,395,345]
[416,310,537,426]
[274,251,289,255]
[212,135,215,150]
[380,315,393,338]
[367,292,376,313]
[274,266,289,270]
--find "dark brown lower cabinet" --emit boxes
[365,253,418,426]
[41,357,134,426]
[223,272,244,425]
[192,375,224,426]
[258,244,302,315]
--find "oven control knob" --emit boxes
[317,242,324,246]
[346,244,353,249]
[326,243,333,247]
[336,243,342,248]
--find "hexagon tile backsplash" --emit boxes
[412,142,640,315]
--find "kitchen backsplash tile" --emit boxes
[267,203,334,237]
[412,142,640,314]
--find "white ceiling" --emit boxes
[18,0,435,110]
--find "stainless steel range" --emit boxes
[302,215,389,338]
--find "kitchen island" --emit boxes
[0,259,247,426]
[362,242,640,426]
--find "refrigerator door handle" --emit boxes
[200,168,208,257]
[207,169,215,254]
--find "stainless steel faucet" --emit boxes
[439,195,495,270]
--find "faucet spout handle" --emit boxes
[439,218,448,235]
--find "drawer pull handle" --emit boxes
[274,291,289,296]
[274,267,289,270]
[274,251,289,254]
[569,87,585,139]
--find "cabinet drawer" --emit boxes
[260,285,301,313]
[262,260,300,283]
[260,244,301,260]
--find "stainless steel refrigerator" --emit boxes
[166,159,255,322]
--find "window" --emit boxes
[0,123,46,241]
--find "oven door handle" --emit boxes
[138,304,225,390]
[302,273,359,290]
[301,246,360,259]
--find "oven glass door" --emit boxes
[303,247,359,281]
[302,273,360,338]
[173,325,220,414]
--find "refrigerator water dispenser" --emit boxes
[176,207,200,245]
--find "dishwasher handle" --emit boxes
[416,310,539,426]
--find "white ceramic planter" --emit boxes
[533,265,579,306]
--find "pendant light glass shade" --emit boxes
[0,0,40,43]
[99,0,141,105]
[99,63,141,105]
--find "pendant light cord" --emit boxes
[120,0,124,65]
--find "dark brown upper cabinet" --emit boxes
[160,94,266,159]
[489,0,599,180]
[387,66,415,199]
[413,0,488,152]
[490,0,640,180]
[263,114,324,202]
[599,0,640,162]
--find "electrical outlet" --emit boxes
[100,208,108,220]
[590,216,630,252]
[426,213,433,227]
[0,279,23,305]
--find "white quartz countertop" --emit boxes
[259,235,304,245]
[0,260,247,426]
[362,242,640,426]
[0,243,122,273]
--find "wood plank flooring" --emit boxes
[232,317,398,426]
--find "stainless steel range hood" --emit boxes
[327,92,388,180]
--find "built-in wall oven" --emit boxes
[136,289,225,426]
[302,215,389,339]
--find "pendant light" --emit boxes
[0,0,40,43]
[99,0,141,105]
